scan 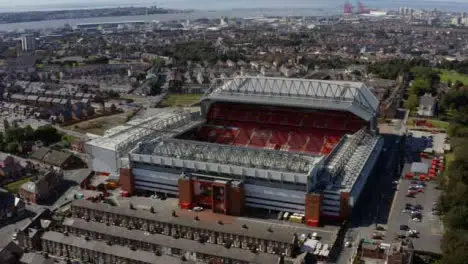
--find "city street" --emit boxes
[336,132,403,263]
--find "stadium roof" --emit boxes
[202,76,379,121]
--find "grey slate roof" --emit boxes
[41,231,183,264]
[63,217,279,263]
[71,199,329,245]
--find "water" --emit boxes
[1,0,468,31]
[0,9,336,31]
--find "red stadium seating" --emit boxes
[198,103,364,155]
[249,129,272,147]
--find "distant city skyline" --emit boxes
[3,0,468,12]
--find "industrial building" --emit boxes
[87,76,383,227]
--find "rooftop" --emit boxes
[86,109,200,152]
[132,137,318,175]
[41,231,185,264]
[62,217,280,263]
[202,76,379,121]
[71,199,337,245]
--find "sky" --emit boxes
[2,0,468,11]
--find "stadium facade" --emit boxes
[87,76,383,227]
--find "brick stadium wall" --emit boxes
[228,184,245,216]
[178,178,193,209]
[119,168,135,195]
[305,193,322,227]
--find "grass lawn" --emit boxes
[160,94,203,107]
[439,70,468,86]
[5,177,33,193]
[445,152,455,168]
[62,134,78,143]
[407,117,450,130]
[65,113,128,136]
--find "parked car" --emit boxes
[372,232,383,240]
[193,206,203,212]
[397,233,406,239]
[277,211,284,220]
[400,225,409,231]
[414,204,423,210]
[412,218,421,222]
[376,225,385,231]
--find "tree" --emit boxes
[34,126,61,145]
[454,80,464,90]
[441,229,468,264]
[445,206,468,229]
[404,94,419,111]
[410,78,431,95]
[24,125,34,141]
[152,57,166,69]
[5,127,25,143]
[5,142,19,154]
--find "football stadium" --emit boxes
[88,76,383,227]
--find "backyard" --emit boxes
[160,94,203,107]
[4,177,33,193]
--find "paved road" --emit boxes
[335,132,404,263]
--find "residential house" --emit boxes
[0,155,31,181]
[20,252,54,264]
[30,147,84,169]
[417,94,436,117]
[0,241,23,264]
[19,168,63,204]
[0,188,25,220]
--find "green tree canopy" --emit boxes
[410,78,431,95]
[404,94,419,111]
